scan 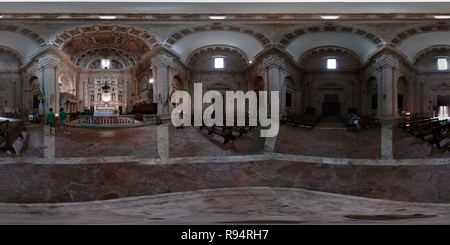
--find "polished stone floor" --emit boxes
[0,115,450,224]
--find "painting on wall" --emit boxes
[140,75,148,92]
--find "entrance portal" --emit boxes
[322,94,340,117]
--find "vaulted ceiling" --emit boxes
[1,1,450,68]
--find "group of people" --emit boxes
[347,112,361,131]
[46,108,70,136]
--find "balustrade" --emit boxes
[78,115,135,126]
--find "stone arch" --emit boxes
[390,24,450,48]
[0,46,23,68]
[50,24,161,67]
[58,73,74,94]
[277,25,384,49]
[187,45,249,70]
[252,76,265,92]
[165,24,271,49]
[299,46,362,70]
[172,75,185,91]
[413,45,450,70]
[78,49,135,69]
[0,25,46,48]
[51,24,160,50]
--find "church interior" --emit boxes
[1,1,450,224]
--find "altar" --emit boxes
[93,112,115,116]
[96,106,115,113]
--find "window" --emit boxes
[438,58,447,70]
[102,59,111,69]
[215,57,224,69]
[327,59,336,69]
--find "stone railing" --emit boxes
[78,115,135,126]
[143,114,160,125]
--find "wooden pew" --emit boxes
[415,119,448,141]
[222,117,253,137]
[398,117,436,134]
[281,114,322,129]
[429,123,450,148]
[0,121,27,154]
[408,118,439,135]
[359,116,381,129]
[201,123,236,144]
[0,119,9,137]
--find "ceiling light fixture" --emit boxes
[99,15,116,20]
[434,15,450,19]
[209,16,226,20]
[320,15,340,20]
[0,15,3,18]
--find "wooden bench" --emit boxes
[429,123,450,148]
[359,116,381,129]
[415,119,448,141]
[398,117,436,134]
[201,123,236,144]
[0,119,9,137]
[0,121,27,154]
[407,118,439,135]
[222,117,252,137]
[281,114,322,129]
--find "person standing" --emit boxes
[47,108,57,136]
[59,108,70,135]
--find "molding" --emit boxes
[206,81,231,90]
[318,81,344,90]
[432,82,450,90]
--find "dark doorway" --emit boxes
[322,94,340,117]
[119,106,122,115]
[398,94,404,110]
[90,106,94,115]
[33,94,39,109]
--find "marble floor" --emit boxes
[0,116,450,225]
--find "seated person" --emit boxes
[32,110,39,123]
[347,113,361,131]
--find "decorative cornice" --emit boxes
[0,45,23,66]
[432,82,450,90]
[318,81,344,90]
[278,25,384,50]
[164,24,271,49]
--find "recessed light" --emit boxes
[99,15,116,20]
[434,15,450,19]
[209,16,226,20]
[0,15,3,18]
[320,15,340,20]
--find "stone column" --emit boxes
[281,81,286,114]
[41,64,58,115]
[378,65,396,120]
[54,66,60,113]
[38,66,45,115]
[153,63,170,117]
